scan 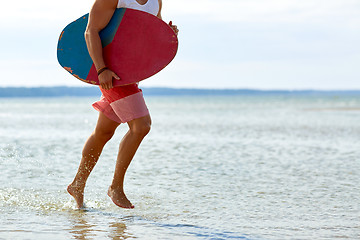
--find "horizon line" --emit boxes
[1,86,360,92]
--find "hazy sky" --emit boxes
[1,0,359,89]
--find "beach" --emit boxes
[0,94,359,239]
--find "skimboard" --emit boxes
[57,8,178,86]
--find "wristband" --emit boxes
[97,67,108,76]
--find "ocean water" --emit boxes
[0,94,359,240]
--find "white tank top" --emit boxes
[117,0,159,16]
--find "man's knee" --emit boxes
[93,128,115,142]
[130,121,151,137]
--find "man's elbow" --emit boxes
[84,28,98,41]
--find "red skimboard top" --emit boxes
[57,8,178,86]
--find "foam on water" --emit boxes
[0,187,253,240]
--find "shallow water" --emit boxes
[0,95,359,239]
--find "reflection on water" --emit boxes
[62,208,250,240]
[108,222,128,239]
[68,211,98,240]
[66,209,133,240]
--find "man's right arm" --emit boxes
[85,0,119,90]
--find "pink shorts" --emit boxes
[92,84,149,124]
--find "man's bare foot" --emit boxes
[67,183,85,209]
[107,186,134,209]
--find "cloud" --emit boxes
[166,0,360,26]
[0,0,90,28]
[3,0,360,24]
[1,0,359,89]
[141,55,360,90]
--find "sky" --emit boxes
[0,0,360,90]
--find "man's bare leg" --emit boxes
[67,112,120,208]
[108,114,151,209]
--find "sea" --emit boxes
[0,94,359,240]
